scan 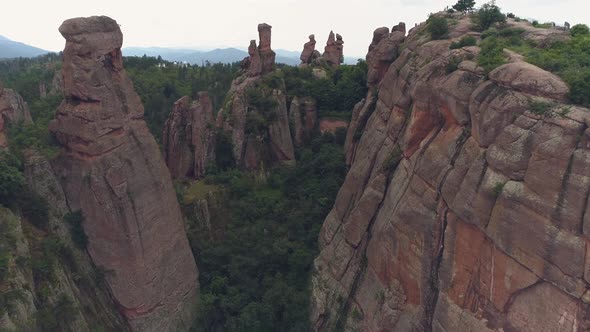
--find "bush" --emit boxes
[571,24,590,37]
[528,99,555,115]
[64,211,88,250]
[450,35,477,49]
[472,1,506,31]
[477,36,507,73]
[427,16,449,40]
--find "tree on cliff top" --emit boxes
[453,0,476,13]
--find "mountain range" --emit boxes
[0,35,360,65]
[0,35,50,58]
[122,46,360,65]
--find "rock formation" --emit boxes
[49,16,198,331]
[163,92,216,179]
[300,34,318,65]
[289,96,317,146]
[323,31,344,68]
[366,23,406,88]
[312,14,590,331]
[0,84,32,148]
[244,23,276,77]
[217,23,295,169]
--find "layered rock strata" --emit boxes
[163,92,216,179]
[312,15,590,332]
[49,16,199,331]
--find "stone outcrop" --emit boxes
[366,23,406,88]
[0,84,32,148]
[244,23,276,77]
[312,14,590,332]
[300,34,318,65]
[289,96,317,146]
[323,31,344,68]
[49,16,199,331]
[217,24,295,169]
[163,92,216,179]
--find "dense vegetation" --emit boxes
[265,61,368,120]
[184,133,346,331]
[476,20,590,107]
[124,56,240,142]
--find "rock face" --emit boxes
[49,16,199,331]
[0,85,32,148]
[163,92,216,179]
[323,31,344,68]
[300,34,318,65]
[366,24,406,88]
[312,14,590,331]
[289,96,317,146]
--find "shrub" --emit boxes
[446,56,462,74]
[450,35,477,49]
[571,24,590,37]
[382,146,403,173]
[427,16,449,40]
[477,36,507,72]
[472,1,506,31]
[64,211,88,250]
[0,251,10,281]
[528,99,555,115]
[492,182,505,198]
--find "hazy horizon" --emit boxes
[1,0,588,58]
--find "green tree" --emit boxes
[472,1,506,31]
[571,24,590,37]
[453,0,476,13]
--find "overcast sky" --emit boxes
[1,0,588,57]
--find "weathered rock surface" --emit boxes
[244,23,276,76]
[300,34,318,65]
[323,31,344,68]
[163,92,216,179]
[312,14,590,332]
[0,85,32,148]
[289,96,317,146]
[218,24,295,169]
[49,16,199,331]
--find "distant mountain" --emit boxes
[0,35,49,59]
[122,46,360,66]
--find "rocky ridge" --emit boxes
[311,14,590,331]
[48,16,199,331]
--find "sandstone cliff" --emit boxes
[312,14,590,331]
[163,92,216,179]
[48,16,199,331]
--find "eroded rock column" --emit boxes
[49,16,199,331]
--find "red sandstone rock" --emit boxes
[312,13,590,331]
[49,16,199,332]
[163,92,216,179]
[300,34,317,65]
[323,31,344,68]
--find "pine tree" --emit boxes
[453,0,476,13]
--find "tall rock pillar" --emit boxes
[49,16,199,331]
